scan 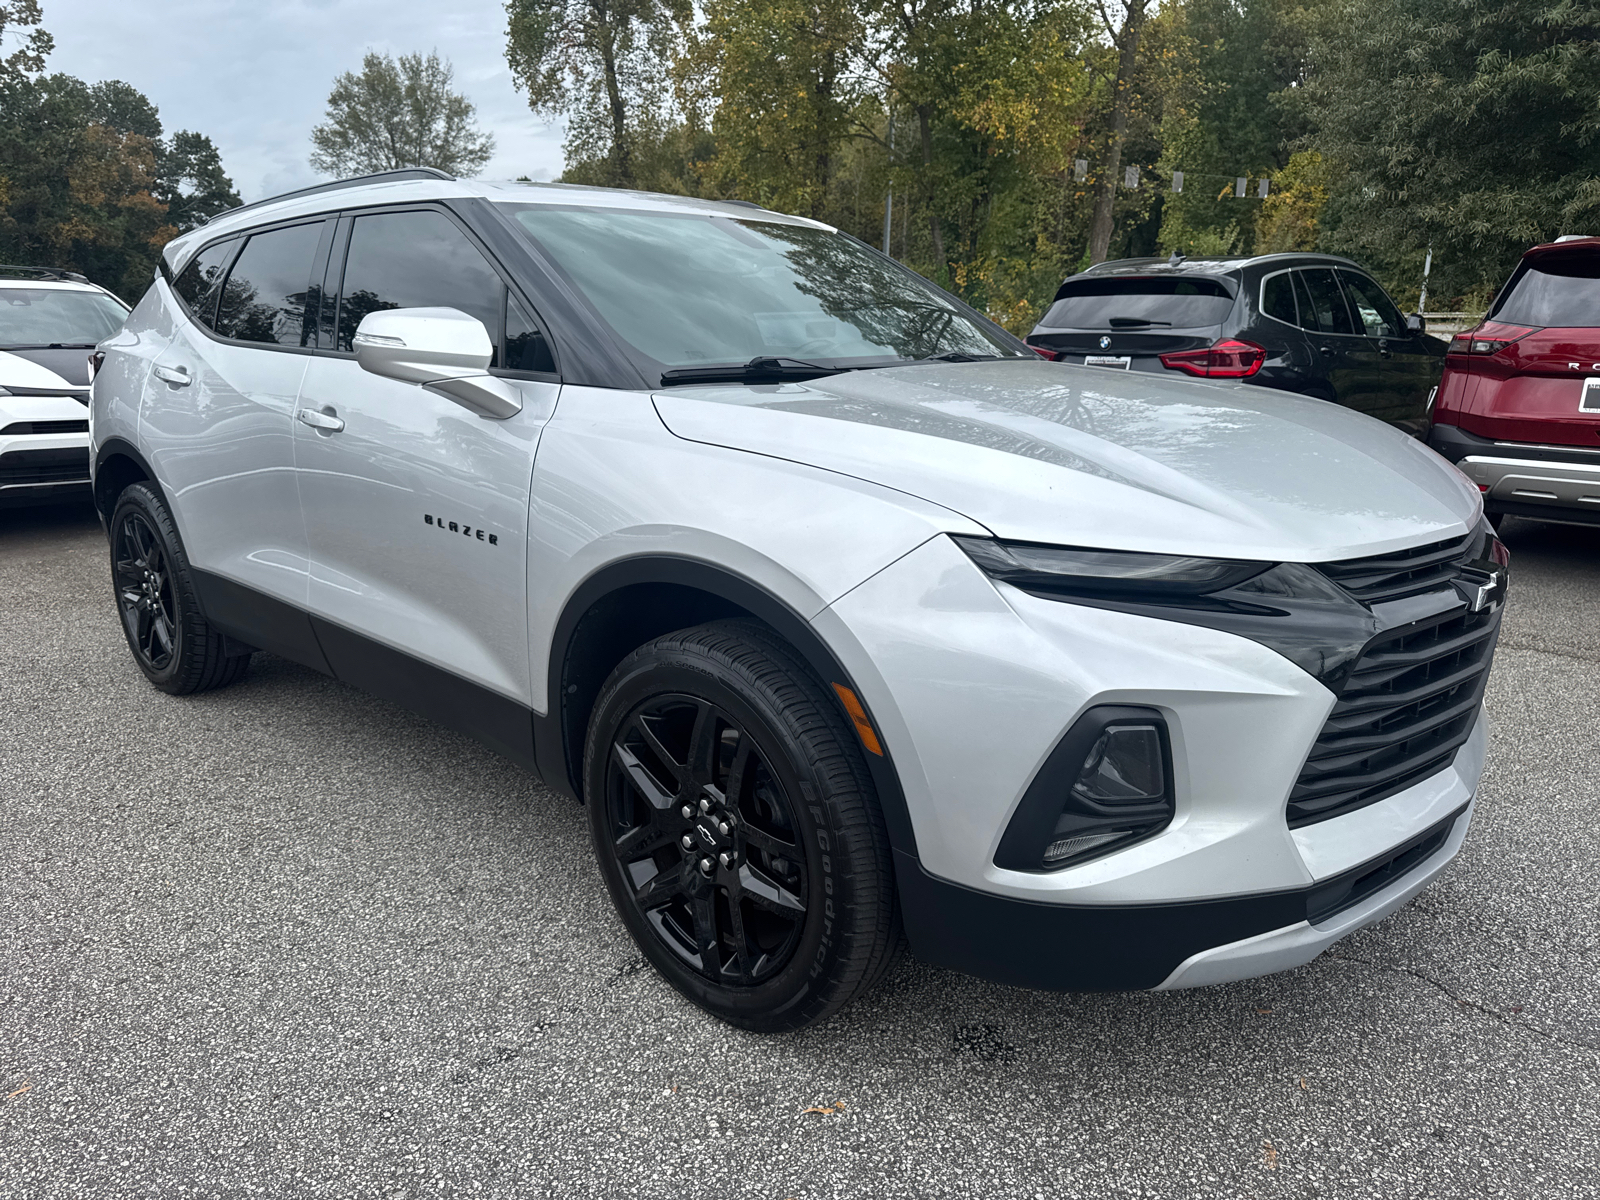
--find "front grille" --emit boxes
[0,446,90,487]
[1287,604,1501,826]
[0,419,89,436]
[1314,533,1474,603]
[1305,806,1464,923]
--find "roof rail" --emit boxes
[200,167,457,226]
[0,263,91,283]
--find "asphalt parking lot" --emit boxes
[2,502,1597,1200]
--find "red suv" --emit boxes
[1428,237,1600,526]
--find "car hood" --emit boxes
[652,359,1481,562]
[0,349,86,389]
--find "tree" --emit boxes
[1296,0,1600,304]
[1085,0,1149,263]
[505,0,686,188]
[0,7,240,295]
[0,0,51,84]
[157,131,241,231]
[309,51,495,178]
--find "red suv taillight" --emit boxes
[1447,320,1539,358]
[1031,345,1064,361]
[1158,339,1266,378]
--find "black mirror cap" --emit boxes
[993,705,1175,873]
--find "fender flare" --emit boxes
[539,554,920,861]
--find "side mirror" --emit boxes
[352,307,521,419]
[1406,312,1426,333]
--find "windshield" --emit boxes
[1037,277,1235,330]
[500,205,1022,375]
[0,287,128,348]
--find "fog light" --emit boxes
[1073,724,1165,804]
[994,706,1177,872]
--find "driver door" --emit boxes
[292,208,561,757]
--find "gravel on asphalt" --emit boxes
[2,502,1597,1199]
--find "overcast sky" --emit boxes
[41,0,568,202]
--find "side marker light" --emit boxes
[831,683,884,757]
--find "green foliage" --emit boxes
[310,51,494,178]
[507,0,1600,325]
[1297,0,1600,305]
[0,20,240,298]
[505,0,686,187]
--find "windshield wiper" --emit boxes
[1106,318,1171,328]
[658,356,856,386]
[2,342,99,350]
[910,352,1015,364]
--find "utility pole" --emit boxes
[882,107,895,256]
[1417,247,1433,314]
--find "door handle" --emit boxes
[1318,346,1335,356]
[296,407,345,433]
[152,364,191,386]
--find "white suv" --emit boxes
[90,169,1508,1030]
[2,267,128,508]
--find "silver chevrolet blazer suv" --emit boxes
[88,168,1509,1030]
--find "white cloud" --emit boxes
[40,0,567,202]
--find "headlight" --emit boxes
[995,705,1175,871]
[952,535,1270,598]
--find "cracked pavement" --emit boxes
[2,502,1597,1199]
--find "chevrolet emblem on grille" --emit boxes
[1457,563,1508,613]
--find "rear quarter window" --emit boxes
[1037,277,1235,330]
[1492,252,1600,327]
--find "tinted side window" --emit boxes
[336,211,505,359]
[1492,252,1600,326]
[214,222,324,346]
[505,293,555,373]
[1296,269,1356,336]
[1261,272,1297,325]
[172,239,235,328]
[1339,271,1403,338]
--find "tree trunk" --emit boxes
[918,103,945,272]
[1087,1,1147,265]
[596,5,632,186]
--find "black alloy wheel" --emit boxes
[114,508,178,672]
[604,693,809,986]
[107,482,251,695]
[584,621,901,1031]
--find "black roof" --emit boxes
[1070,251,1365,282]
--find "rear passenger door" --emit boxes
[293,206,561,721]
[143,220,328,632]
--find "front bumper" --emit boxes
[1429,422,1600,526]
[0,393,91,507]
[816,533,1489,992]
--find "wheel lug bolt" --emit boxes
[680,805,693,819]
[718,821,730,836]
[699,857,715,875]
[718,851,732,868]
[699,798,712,814]
[680,835,694,851]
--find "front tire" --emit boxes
[109,482,251,695]
[583,621,900,1031]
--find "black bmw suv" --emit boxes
[1026,253,1446,434]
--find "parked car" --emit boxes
[91,169,1506,1031]
[1026,253,1445,435]
[1,266,128,507]
[1427,236,1600,527]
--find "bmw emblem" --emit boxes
[1099,335,1111,349]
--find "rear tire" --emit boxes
[583,620,900,1031]
[109,482,251,695]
